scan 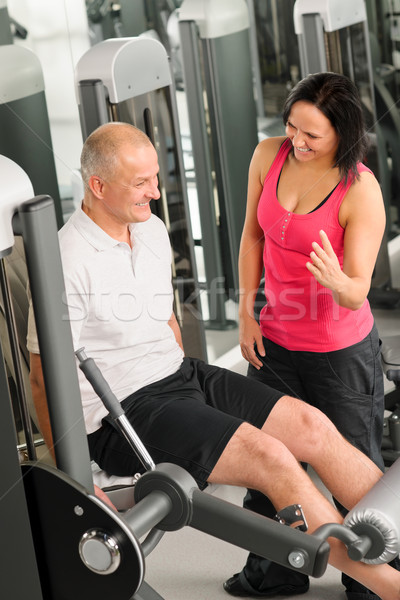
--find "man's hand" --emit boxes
[94,484,117,511]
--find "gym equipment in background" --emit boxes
[0,41,63,228]
[178,0,259,328]
[293,0,396,298]
[75,35,207,361]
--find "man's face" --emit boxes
[99,143,161,225]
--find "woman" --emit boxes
[224,72,391,599]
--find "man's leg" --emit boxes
[297,325,389,600]
[209,399,400,600]
[224,340,311,597]
[225,329,391,599]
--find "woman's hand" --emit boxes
[306,230,346,294]
[239,316,265,369]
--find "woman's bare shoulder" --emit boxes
[255,135,287,157]
[340,168,384,225]
[346,169,382,203]
[252,136,287,174]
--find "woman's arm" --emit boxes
[238,138,283,367]
[306,171,386,310]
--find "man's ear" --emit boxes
[88,176,104,199]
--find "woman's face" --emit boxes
[285,100,339,165]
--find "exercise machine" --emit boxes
[85,0,148,44]
[0,8,63,228]
[0,0,13,44]
[381,330,400,465]
[293,0,397,298]
[75,35,207,361]
[3,155,400,599]
[178,0,259,328]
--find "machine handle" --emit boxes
[75,347,155,471]
[75,347,124,418]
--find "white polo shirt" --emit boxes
[27,207,184,433]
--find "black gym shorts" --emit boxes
[87,357,283,490]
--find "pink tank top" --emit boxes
[257,138,374,351]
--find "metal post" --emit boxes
[246,0,265,119]
[16,197,94,492]
[297,14,328,76]
[178,21,231,328]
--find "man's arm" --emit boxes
[29,352,55,461]
[29,351,117,509]
[168,312,184,353]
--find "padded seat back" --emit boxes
[0,237,39,430]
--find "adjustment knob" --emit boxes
[79,529,121,574]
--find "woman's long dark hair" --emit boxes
[282,72,370,181]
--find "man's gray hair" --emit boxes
[80,122,152,191]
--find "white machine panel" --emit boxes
[0,155,33,255]
[75,37,172,104]
[294,0,367,34]
[0,45,45,103]
[179,0,249,39]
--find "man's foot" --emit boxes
[223,573,310,597]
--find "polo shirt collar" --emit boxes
[71,205,131,251]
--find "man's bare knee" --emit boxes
[263,395,336,462]
[208,422,294,489]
